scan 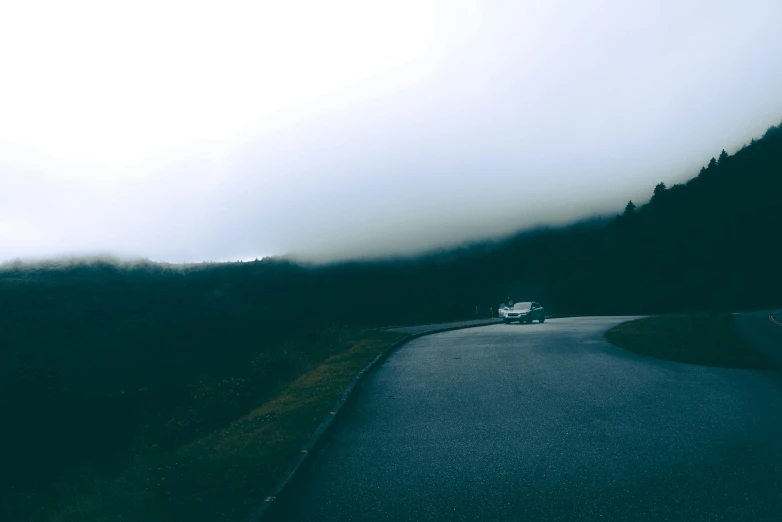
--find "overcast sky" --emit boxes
[1,0,781,263]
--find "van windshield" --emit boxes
[513,302,532,310]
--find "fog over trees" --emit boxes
[2,121,781,521]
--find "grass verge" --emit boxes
[40,328,406,522]
[604,314,769,369]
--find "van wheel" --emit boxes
[539,316,545,323]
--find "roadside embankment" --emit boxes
[605,313,770,370]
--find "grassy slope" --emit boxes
[605,314,770,369]
[0,261,442,522]
[37,328,406,522]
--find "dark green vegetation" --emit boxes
[605,314,770,369]
[1,122,780,520]
[1,310,404,521]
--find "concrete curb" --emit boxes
[248,318,503,521]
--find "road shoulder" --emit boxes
[733,310,782,372]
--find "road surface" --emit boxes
[270,316,782,521]
[389,317,502,335]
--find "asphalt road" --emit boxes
[270,316,782,521]
[390,317,502,335]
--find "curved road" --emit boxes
[270,317,782,521]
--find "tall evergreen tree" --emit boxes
[718,149,729,165]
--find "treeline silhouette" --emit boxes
[1,122,780,519]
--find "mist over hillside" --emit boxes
[4,1,782,265]
[4,120,782,313]
[1,121,781,521]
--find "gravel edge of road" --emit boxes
[248,319,503,522]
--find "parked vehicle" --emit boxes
[500,301,545,324]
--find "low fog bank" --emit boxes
[0,101,774,266]
[283,209,616,264]
[2,0,782,264]
[0,254,280,273]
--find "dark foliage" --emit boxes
[605,314,770,369]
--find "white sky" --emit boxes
[1,0,782,262]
